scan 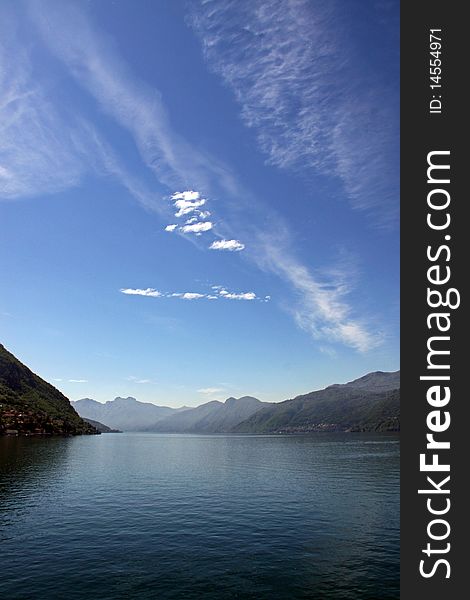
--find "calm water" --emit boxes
[0,433,399,599]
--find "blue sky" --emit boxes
[0,0,399,406]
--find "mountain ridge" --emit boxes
[233,371,400,433]
[72,396,180,431]
[146,395,269,433]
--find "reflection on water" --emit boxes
[0,433,399,599]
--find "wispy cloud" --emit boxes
[0,17,87,199]
[190,0,399,226]
[126,376,156,384]
[198,387,225,395]
[210,239,245,251]
[28,1,238,196]
[68,379,88,383]
[197,386,228,401]
[254,228,379,352]
[0,8,165,213]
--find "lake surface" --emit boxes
[0,433,399,599]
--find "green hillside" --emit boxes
[233,372,400,433]
[0,344,97,436]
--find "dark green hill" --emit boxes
[0,344,97,436]
[233,371,400,433]
[82,418,122,433]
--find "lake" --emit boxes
[0,433,399,599]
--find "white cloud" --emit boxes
[220,290,257,301]
[69,379,88,383]
[172,191,200,201]
[210,239,245,252]
[170,191,209,221]
[178,293,206,300]
[120,288,162,297]
[174,198,206,217]
[165,224,177,232]
[120,286,266,302]
[180,221,213,234]
[198,387,225,395]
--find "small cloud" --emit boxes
[171,191,200,201]
[180,221,213,233]
[221,291,257,300]
[171,191,206,217]
[184,216,199,224]
[126,376,155,384]
[53,378,63,382]
[210,239,245,252]
[198,387,225,395]
[165,224,177,232]
[319,346,337,358]
[169,292,206,300]
[175,201,206,217]
[120,288,162,297]
[69,379,88,383]
[180,292,206,300]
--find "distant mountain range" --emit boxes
[0,344,97,436]
[1,343,399,436]
[71,397,183,432]
[72,371,399,434]
[147,396,270,433]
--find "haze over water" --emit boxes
[0,433,399,599]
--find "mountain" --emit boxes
[327,370,400,393]
[233,371,400,434]
[147,396,269,433]
[72,397,179,431]
[0,344,97,436]
[82,418,122,433]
